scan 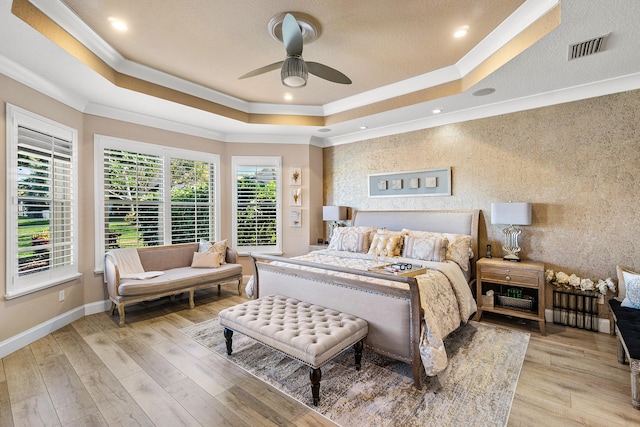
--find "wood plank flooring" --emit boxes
[1,288,639,426]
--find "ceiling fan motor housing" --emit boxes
[282,56,308,87]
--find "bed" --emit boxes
[248,209,479,389]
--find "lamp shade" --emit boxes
[322,206,347,221]
[491,202,531,225]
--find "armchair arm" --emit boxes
[104,253,122,297]
[225,246,240,264]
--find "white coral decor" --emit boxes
[546,269,616,295]
[569,274,581,288]
[555,271,570,284]
[579,278,594,291]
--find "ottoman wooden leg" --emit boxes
[310,367,322,406]
[223,328,234,355]
[354,339,364,370]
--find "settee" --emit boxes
[104,242,243,326]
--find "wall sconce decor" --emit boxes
[491,202,532,262]
[322,205,347,240]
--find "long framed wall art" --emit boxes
[368,167,451,198]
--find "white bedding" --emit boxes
[247,248,477,376]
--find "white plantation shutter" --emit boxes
[232,156,282,254]
[170,159,216,244]
[102,148,164,249]
[94,135,220,270]
[6,105,79,298]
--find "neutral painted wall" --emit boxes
[1,74,85,340]
[324,89,640,308]
[0,74,321,343]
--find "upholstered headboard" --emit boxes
[352,209,480,282]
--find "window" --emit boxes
[231,156,282,255]
[94,135,220,270]
[5,105,79,298]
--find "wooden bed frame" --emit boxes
[250,209,479,389]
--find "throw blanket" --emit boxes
[246,249,477,376]
[110,248,164,280]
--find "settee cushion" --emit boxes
[118,263,242,296]
[191,251,220,268]
[610,299,640,359]
[199,238,228,264]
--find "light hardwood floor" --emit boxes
[1,288,639,426]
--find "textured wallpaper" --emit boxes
[324,89,640,307]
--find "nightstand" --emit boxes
[309,244,329,252]
[475,257,546,335]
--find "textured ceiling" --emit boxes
[2,0,639,146]
[61,0,525,105]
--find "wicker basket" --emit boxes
[496,295,533,311]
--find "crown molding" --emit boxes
[321,71,640,147]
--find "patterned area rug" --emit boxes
[181,319,529,427]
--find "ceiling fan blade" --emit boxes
[239,61,283,79]
[307,62,352,84]
[282,13,303,56]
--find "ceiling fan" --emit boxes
[239,13,352,88]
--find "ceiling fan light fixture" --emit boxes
[281,56,308,87]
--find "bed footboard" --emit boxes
[250,253,424,389]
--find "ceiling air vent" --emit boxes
[568,33,609,60]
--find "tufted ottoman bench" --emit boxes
[219,294,368,406]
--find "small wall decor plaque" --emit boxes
[290,209,301,227]
[290,188,302,206]
[290,167,301,185]
[367,167,451,197]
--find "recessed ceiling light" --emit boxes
[454,26,469,38]
[284,93,293,101]
[432,108,443,114]
[359,126,368,130]
[108,17,128,31]
[472,88,496,96]
[318,128,331,133]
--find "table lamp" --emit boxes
[491,202,532,262]
[322,206,347,241]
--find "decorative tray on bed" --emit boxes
[368,263,427,277]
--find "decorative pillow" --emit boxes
[367,230,405,257]
[621,276,640,309]
[199,238,227,264]
[327,226,377,253]
[191,251,220,268]
[402,230,472,272]
[617,265,640,301]
[403,235,448,262]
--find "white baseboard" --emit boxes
[544,308,610,334]
[0,299,111,359]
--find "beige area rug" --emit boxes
[180,319,529,427]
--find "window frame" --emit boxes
[5,104,80,299]
[231,156,282,255]
[94,135,220,271]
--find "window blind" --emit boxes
[232,156,281,254]
[94,135,220,270]
[16,126,75,277]
[103,148,164,250]
[170,159,216,244]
